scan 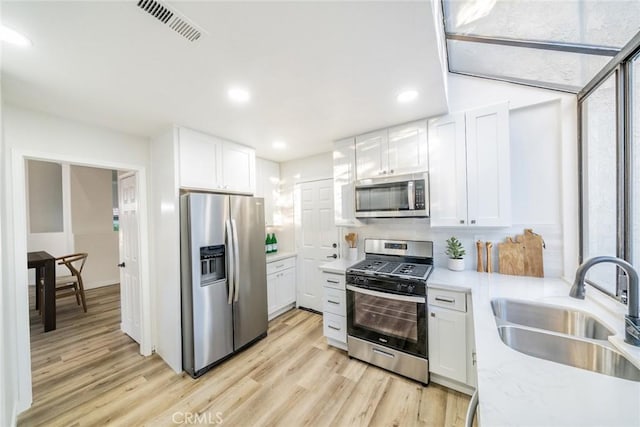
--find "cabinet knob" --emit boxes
[382,170,387,175]
[332,243,337,248]
[460,219,465,224]
[389,169,394,174]
[430,312,436,317]
[471,219,476,224]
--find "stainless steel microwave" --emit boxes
[355,172,429,218]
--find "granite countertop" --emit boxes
[428,268,640,427]
[266,251,297,263]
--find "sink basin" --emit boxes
[498,325,640,382]
[491,298,614,340]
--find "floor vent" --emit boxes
[137,0,204,42]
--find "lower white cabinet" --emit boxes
[428,288,476,390]
[267,257,296,320]
[321,271,347,350]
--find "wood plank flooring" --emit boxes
[19,284,471,426]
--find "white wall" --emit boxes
[2,105,153,413]
[149,128,182,373]
[70,165,119,289]
[278,152,334,252]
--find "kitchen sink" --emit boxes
[491,298,614,340]
[497,325,640,382]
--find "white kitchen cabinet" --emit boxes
[333,138,361,226]
[387,120,429,176]
[355,129,388,180]
[321,270,347,350]
[428,103,510,227]
[428,288,476,392]
[178,127,256,195]
[266,256,296,320]
[355,121,429,181]
[255,158,280,225]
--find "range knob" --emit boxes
[407,285,415,293]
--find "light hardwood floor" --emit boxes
[19,284,471,426]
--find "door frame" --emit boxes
[9,148,152,412]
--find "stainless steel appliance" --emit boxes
[355,172,429,218]
[180,192,268,378]
[346,239,433,384]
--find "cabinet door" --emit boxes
[387,120,428,176]
[277,268,296,306]
[333,138,360,226]
[428,306,467,383]
[267,272,278,318]
[221,142,256,195]
[465,103,511,227]
[428,114,468,227]
[355,130,388,180]
[179,128,221,190]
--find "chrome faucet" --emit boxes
[570,256,640,346]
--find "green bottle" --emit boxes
[265,234,270,254]
[272,233,278,253]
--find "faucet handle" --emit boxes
[625,315,640,346]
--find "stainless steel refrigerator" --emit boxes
[180,192,268,378]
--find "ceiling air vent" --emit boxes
[137,0,204,42]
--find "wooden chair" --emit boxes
[55,253,89,312]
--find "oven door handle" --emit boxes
[346,285,426,304]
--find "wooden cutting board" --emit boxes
[498,237,525,276]
[522,228,544,277]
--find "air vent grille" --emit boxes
[137,0,203,42]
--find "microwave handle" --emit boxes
[407,181,415,210]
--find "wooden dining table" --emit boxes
[28,251,56,332]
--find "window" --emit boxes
[579,33,640,302]
[441,0,640,92]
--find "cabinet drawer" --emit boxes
[323,287,346,316]
[266,257,296,275]
[321,271,345,290]
[428,288,467,312]
[323,312,346,343]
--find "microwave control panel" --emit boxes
[414,180,425,210]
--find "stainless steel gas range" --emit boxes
[346,239,433,384]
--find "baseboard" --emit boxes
[429,373,475,396]
[268,303,296,321]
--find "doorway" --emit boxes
[295,179,339,312]
[10,149,152,413]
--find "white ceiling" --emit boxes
[1,1,448,162]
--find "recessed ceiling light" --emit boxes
[228,87,250,103]
[0,25,32,47]
[272,141,286,150]
[397,90,418,103]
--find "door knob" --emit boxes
[326,254,337,259]
[118,262,126,268]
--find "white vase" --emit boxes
[447,258,465,271]
[348,248,358,261]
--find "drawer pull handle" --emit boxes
[328,325,341,331]
[435,297,455,304]
[326,279,339,284]
[327,300,340,305]
[372,348,395,358]
[275,264,285,268]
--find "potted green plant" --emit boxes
[445,236,466,271]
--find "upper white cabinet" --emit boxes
[387,121,429,176]
[255,158,280,226]
[333,138,361,226]
[355,120,428,181]
[178,127,255,195]
[428,103,510,227]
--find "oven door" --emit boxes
[346,285,427,358]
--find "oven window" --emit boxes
[353,293,418,342]
[356,182,409,212]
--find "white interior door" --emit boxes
[118,173,141,344]
[297,179,338,312]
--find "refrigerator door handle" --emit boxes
[232,219,240,302]
[225,219,235,305]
